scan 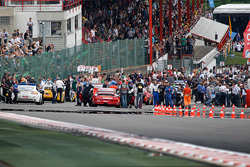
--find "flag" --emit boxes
[229,16,232,37]
[242,20,250,59]
[209,0,214,8]
[236,28,241,42]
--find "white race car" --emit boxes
[13,83,43,105]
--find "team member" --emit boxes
[119,80,129,108]
[200,83,206,104]
[158,80,165,105]
[205,83,212,107]
[150,80,159,106]
[83,81,94,107]
[65,77,71,102]
[13,81,19,104]
[135,79,144,109]
[183,83,191,109]
[197,82,202,103]
[52,79,57,104]
[39,78,45,104]
[165,81,173,107]
[56,77,64,103]
[76,79,83,106]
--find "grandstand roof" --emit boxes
[190,17,229,43]
[213,4,250,14]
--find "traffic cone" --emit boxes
[184,108,189,117]
[245,104,247,109]
[240,110,244,119]
[169,106,173,116]
[222,104,225,110]
[203,105,206,118]
[212,104,214,110]
[179,105,183,117]
[164,105,167,115]
[220,109,225,118]
[231,110,235,119]
[153,106,157,115]
[209,109,213,118]
[160,105,164,115]
[190,109,195,118]
[173,105,177,116]
[193,104,196,110]
[197,108,200,117]
[232,104,235,110]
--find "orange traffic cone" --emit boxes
[179,105,183,117]
[220,109,225,118]
[222,104,225,110]
[184,108,189,117]
[240,110,244,119]
[160,105,164,115]
[209,109,213,118]
[190,109,195,118]
[169,107,173,116]
[197,108,200,117]
[231,110,235,119]
[212,104,214,110]
[164,105,167,115]
[232,104,235,110]
[193,104,196,110]
[245,104,247,109]
[173,105,177,116]
[203,105,206,118]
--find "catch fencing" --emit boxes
[0,38,145,80]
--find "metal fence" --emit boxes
[0,38,145,81]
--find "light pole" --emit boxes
[39,21,45,53]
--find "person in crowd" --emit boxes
[76,79,83,106]
[183,83,192,109]
[27,18,34,38]
[52,79,57,104]
[13,81,19,104]
[135,79,144,109]
[158,80,166,106]
[56,77,64,103]
[165,81,173,107]
[205,83,212,107]
[119,80,129,108]
[150,80,159,106]
[83,81,93,107]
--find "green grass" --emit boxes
[0,119,210,167]
[225,51,247,66]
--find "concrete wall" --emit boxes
[0,7,17,37]
[16,11,38,37]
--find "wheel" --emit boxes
[36,97,42,105]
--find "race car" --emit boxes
[14,83,43,105]
[44,84,53,100]
[92,88,120,107]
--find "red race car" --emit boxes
[92,88,120,107]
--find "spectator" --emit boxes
[27,17,34,38]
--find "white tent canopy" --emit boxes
[190,17,229,43]
[213,4,250,14]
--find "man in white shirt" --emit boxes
[236,43,242,52]
[39,78,45,104]
[27,17,34,38]
[219,84,227,105]
[56,77,64,103]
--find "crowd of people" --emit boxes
[1,63,249,110]
[82,0,204,59]
[0,18,54,60]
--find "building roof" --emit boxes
[213,4,250,14]
[190,17,229,43]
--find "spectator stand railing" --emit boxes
[3,0,81,11]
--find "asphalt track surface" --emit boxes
[4,107,250,154]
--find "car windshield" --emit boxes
[19,86,34,91]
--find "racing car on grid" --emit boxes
[13,83,43,105]
[92,88,120,107]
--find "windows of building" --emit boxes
[0,16,10,24]
[75,15,78,29]
[39,21,62,36]
[67,18,71,32]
